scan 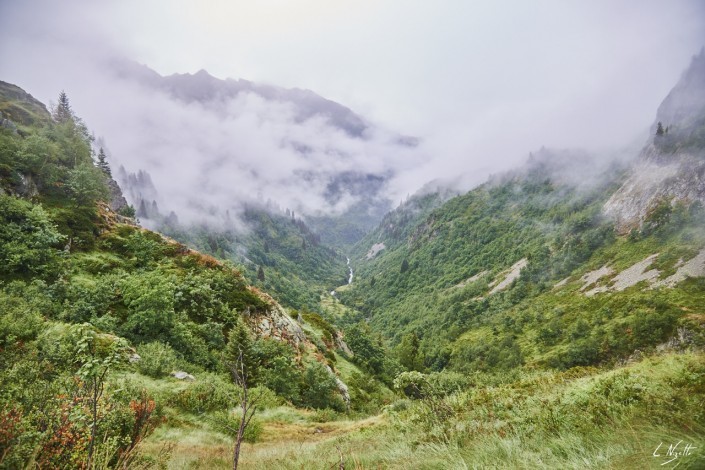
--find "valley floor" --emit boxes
[141,351,705,470]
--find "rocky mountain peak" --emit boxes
[653,48,705,135]
[604,48,705,233]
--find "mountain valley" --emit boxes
[1,48,705,469]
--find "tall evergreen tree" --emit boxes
[53,90,73,123]
[96,147,112,177]
[137,200,148,218]
[400,258,410,273]
[224,319,259,387]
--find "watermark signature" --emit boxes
[653,440,697,467]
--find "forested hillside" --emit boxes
[0,81,374,468]
[159,206,349,312]
[342,148,704,370]
[335,53,705,377]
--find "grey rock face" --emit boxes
[18,174,39,198]
[171,371,196,381]
[604,50,705,232]
[653,48,705,135]
[603,149,705,233]
[107,177,129,213]
[249,302,307,347]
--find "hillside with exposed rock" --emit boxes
[604,49,705,233]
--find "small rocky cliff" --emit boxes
[604,49,705,233]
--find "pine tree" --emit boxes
[224,319,258,387]
[257,266,265,282]
[400,258,410,273]
[656,121,665,136]
[96,147,112,177]
[54,90,73,123]
[137,200,148,218]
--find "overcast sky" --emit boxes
[1,0,704,218]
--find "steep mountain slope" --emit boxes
[112,165,350,311]
[3,48,705,468]
[339,51,705,373]
[605,48,705,232]
[340,151,629,365]
[161,205,349,311]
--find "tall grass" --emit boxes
[140,351,704,469]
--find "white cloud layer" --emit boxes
[1,0,704,224]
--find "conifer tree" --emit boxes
[400,258,410,273]
[53,90,73,123]
[656,121,665,136]
[96,147,112,177]
[225,319,258,387]
[397,332,425,371]
[137,200,148,218]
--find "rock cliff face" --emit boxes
[107,176,128,213]
[604,49,705,233]
[245,287,308,348]
[653,47,705,136]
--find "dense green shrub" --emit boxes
[118,270,177,343]
[169,373,238,413]
[298,362,345,411]
[136,341,179,378]
[259,356,302,404]
[0,195,64,280]
[210,410,263,442]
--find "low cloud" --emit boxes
[35,57,424,225]
[1,0,704,229]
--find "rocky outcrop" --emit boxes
[584,254,660,296]
[573,249,705,296]
[579,265,614,292]
[334,332,354,357]
[17,174,39,199]
[329,367,350,408]
[653,248,705,288]
[366,242,386,259]
[171,371,196,381]
[107,176,129,213]
[97,202,139,228]
[246,288,307,348]
[454,270,489,289]
[489,258,528,295]
[604,50,705,233]
[652,48,705,136]
[603,150,705,233]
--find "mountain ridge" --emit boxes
[604,48,705,233]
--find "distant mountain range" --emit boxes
[110,59,371,138]
[104,59,417,248]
